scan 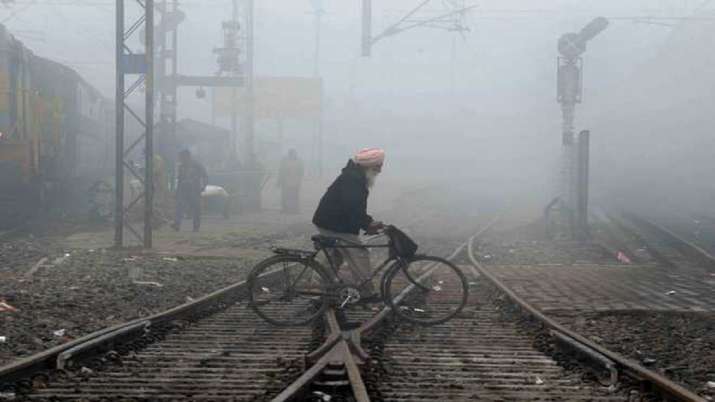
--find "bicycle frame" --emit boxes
[251,229,468,327]
[314,240,403,291]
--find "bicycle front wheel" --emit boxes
[383,255,469,326]
[248,255,329,326]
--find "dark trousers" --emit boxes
[281,186,300,214]
[175,192,201,231]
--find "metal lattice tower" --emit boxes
[115,0,155,248]
[213,0,242,160]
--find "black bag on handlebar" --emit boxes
[386,226,418,259]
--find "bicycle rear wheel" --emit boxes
[383,255,469,326]
[248,255,329,326]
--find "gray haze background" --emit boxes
[3,0,713,214]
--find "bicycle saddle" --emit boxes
[272,247,315,258]
[311,235,339,246]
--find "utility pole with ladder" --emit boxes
[115,0,155,248]
[115,0,244,248]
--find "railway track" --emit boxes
[0,273,324,401]
[28,305,319,400]
[0,222,26,241]
[466,232,706,402]
[0,217,707,401]
[363,286,624,401]
[628,211,715,258]
[619,212,715,272]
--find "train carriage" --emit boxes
[0,24,112,228]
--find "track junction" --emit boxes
[0,211,712,401]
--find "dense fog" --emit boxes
[3,5,715,397]
[4,0,713,216]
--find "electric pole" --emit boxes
[240,0,261,211]
[115,0,243,248]
[232,0,239,162]
[115,0,155,248]
[312,0,323,176]
[156,0,182,191]
[242,0,255,168]
[213,0,241,159]
[210,0,260,211]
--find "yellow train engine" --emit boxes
[0,25,112,229]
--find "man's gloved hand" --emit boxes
[365,221,385,235]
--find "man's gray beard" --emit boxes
[366,171,379,189]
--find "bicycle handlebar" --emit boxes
[364,223,395,242]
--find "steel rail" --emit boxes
[2,218,486,399]
[55,321,149,370]
[0,221,28,241]
[623,212,715,272]
[273,216,503,402]
[359,215,501,336]
[0,273,264,385]
[271,309,370,402]
[466,233,706,402]
[550,330,618,387]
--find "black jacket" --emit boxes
[177,159,208,197]
[313,160,373,235]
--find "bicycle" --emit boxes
[247,225,469,327]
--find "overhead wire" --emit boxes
[0,0,231,5]
[1,1,34,23]
[694,0,714,11]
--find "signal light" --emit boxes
[579,17,609,43]
[558,17,609,58]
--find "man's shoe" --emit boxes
[171,224,179,231]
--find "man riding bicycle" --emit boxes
[312,148,385,302]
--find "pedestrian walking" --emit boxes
[277,149,304,214]
[172,149,208,232]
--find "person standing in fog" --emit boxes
[277,149,304,214]
[172,149,208,232]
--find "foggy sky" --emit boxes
[3,1,688,103]
[3,1,713,212]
